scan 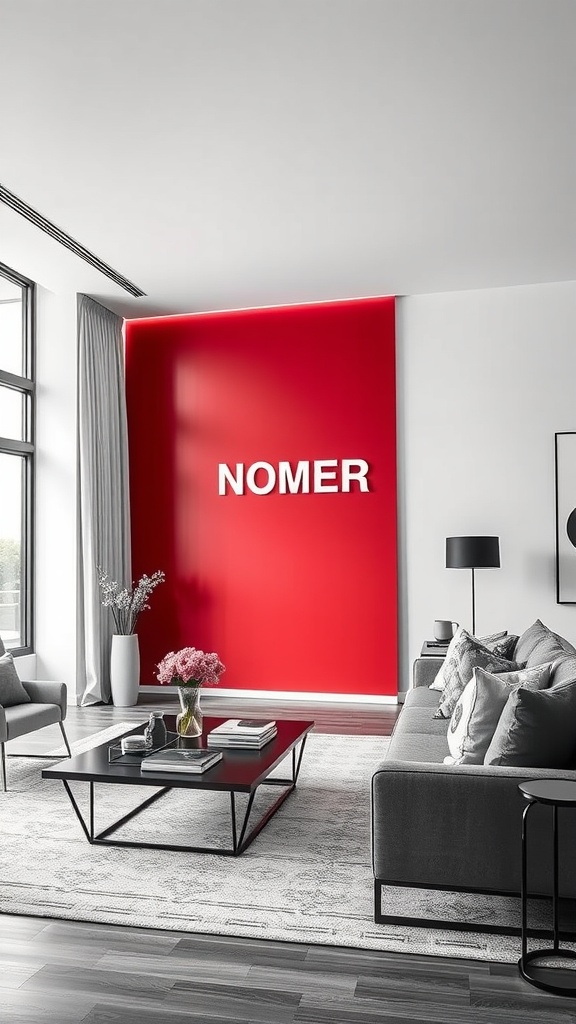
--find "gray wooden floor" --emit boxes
[6,692,399,757]
[3,696,575,1022]
[1,914,574,1024]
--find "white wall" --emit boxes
[396,280,576,692]
[32,286,78,696]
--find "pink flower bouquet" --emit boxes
[156,647,225,689]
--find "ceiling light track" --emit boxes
[0,183,145,298]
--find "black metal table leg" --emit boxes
[230,792,238,853]
[89,781,94,841]
[518,781,576,996]
[553,803,559,953]
[58,733,310,856]
[520,802,531,962]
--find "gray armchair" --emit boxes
[0,679,71,791]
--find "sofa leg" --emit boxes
[59,722,72,758]
[1,743,6,792]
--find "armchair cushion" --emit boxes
[0,653,31,708]
[21,680,67,720]
[4,702,61,741]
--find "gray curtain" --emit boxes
[77,295,131,705]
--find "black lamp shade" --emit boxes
[446,536,500,569]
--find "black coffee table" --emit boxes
[42,716,313,856]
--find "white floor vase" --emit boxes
[110,633,140,706]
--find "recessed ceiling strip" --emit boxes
[0,183,145,297]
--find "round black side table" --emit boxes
[518,779,576,996]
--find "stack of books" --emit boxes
[207,719,277,749]
[141,748,222,774]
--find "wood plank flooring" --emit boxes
[1,916,574,1024]
[6,693,399,757]
[3,696,576,1022]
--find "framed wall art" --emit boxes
[555,431,576,604]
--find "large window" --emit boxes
[0,262,34,653]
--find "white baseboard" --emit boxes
[139,686,397,705]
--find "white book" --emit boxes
[207,729,277,749]
[208,725,277,740]
[209,719,277,737]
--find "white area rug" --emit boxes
[0,731,544,962]
[45,722,134,757]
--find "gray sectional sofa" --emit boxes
[371,620,576,931]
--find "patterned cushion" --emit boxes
[445,662,553,765]
[481,633,519,659]
[432,630,525,720]
[426,622,510,688]
[429,629,512,691]
[0,652,31,708]
[484,678,576,768]
[477,630,507,644]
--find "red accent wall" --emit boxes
[125,297,397,696]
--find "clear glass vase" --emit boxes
[176,685,203,737]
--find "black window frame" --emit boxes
[0,260,35,656]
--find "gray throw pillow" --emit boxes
[445,662,553,765]
[514,619,576,666]
[549,655,576,688]
[432,629,525,719]
[484,678,576,768]
[0,652,31,708]
[0,634,5,656]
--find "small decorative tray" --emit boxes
[108,733,179,764]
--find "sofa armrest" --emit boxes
[20,680,67,720]
[413,657,443,688]
[0,705,6,743]
[372,759,576,896]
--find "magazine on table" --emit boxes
[209,719,277,737]
[207,719,277,748]
[141,747,222,773]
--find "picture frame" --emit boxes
[555,431,576,603]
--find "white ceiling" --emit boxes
[0,0,574,318]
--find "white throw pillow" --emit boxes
[444,662,553,765]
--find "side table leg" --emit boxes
[521,801,532,962]
[553,804,559,952]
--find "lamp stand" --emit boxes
[471,567,476,636]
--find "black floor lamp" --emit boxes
[446,536,500,636]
